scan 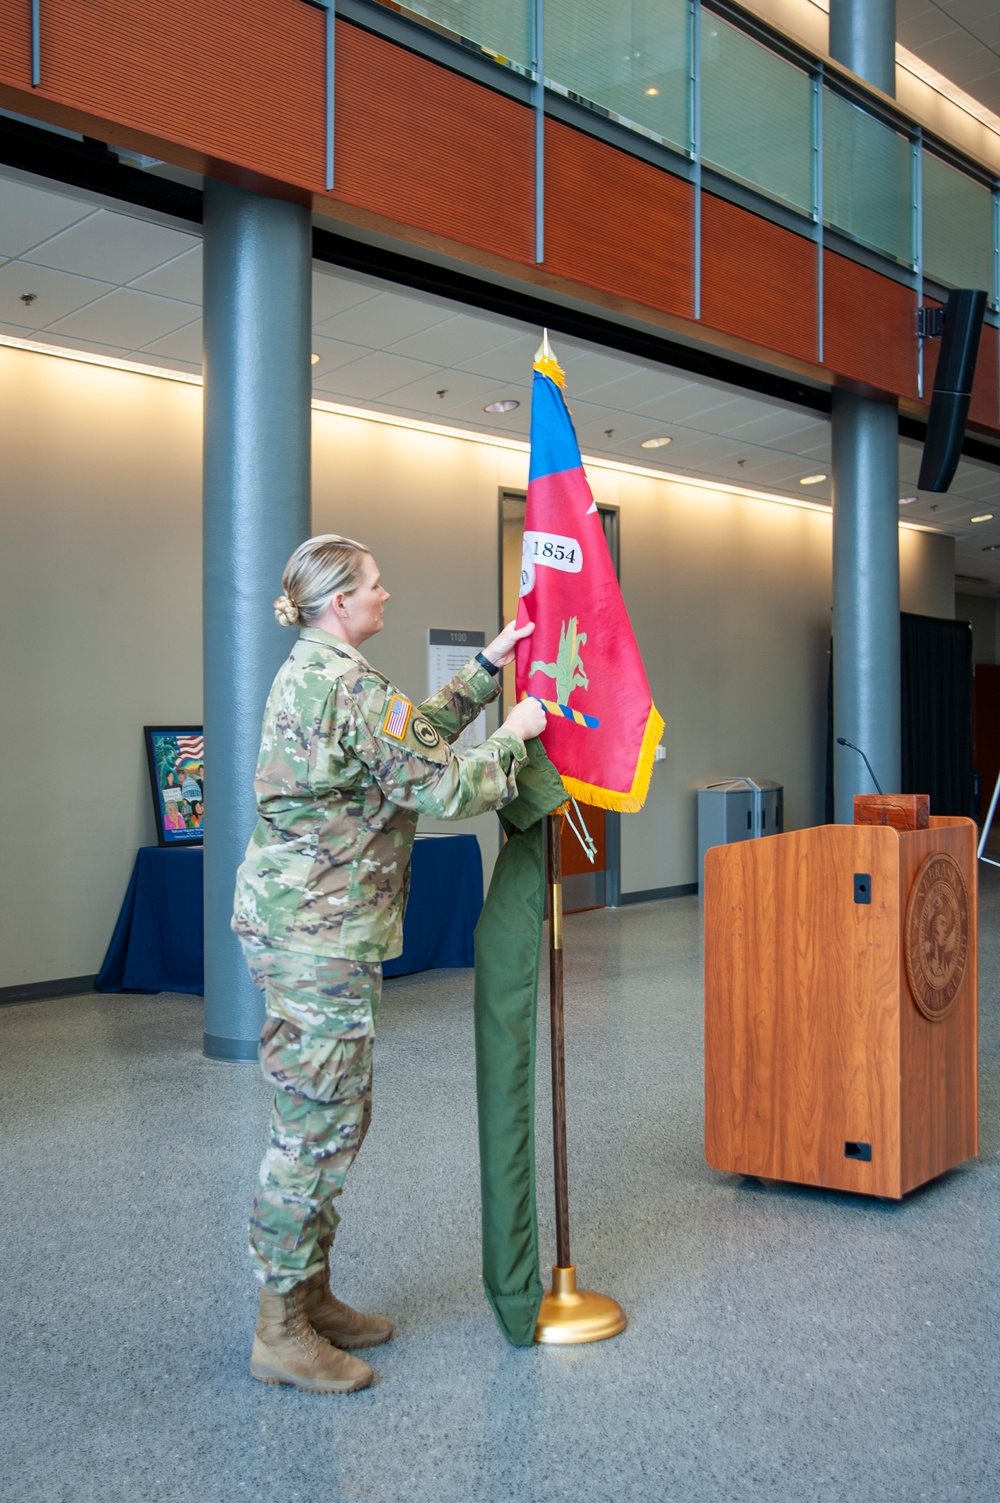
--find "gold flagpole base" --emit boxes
[533,1265,627,1345]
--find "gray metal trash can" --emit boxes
[697,777,783,896]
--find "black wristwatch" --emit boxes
[475,651,501,677]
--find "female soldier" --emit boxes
[233,534,546,1394]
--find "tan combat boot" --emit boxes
[250,1283,374,1392]
[299,1239,394,1350]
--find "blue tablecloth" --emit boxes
[97,834,483,994]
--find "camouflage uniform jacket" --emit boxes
[232,626,527,963]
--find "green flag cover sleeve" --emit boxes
[473,740,567,1346]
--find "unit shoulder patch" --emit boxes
[411,717,441,749]
[381,694,413,741]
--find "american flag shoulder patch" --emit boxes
[381,694,413,741]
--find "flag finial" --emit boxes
[533,328,566,388]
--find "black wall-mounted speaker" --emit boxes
[917,288,988,493]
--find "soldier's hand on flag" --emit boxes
[502,696,547,743]
[482,619,535,669]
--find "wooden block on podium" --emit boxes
[854,792,929,831]
[704,817,978,1199]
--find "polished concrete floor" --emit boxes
[3,874,1000,1503]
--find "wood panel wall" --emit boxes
[7,0,326,190]
[542,120,694,319]
[334,22,534,265]
[970,323,999,430]
[700,195,817,365]
[823,251,919,399]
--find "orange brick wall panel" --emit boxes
[333,22,534,266]
[9,0,325,190]
[542,120,694,319]
[0,0,30,86]
[969,323,999,429]
[700,195,817,364]
[823,252,918,398]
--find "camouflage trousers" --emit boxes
[241,941,383,1293]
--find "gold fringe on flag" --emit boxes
[558,704,665,814]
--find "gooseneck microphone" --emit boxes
[836,737,884,796]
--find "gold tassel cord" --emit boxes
[533,328,567,388]
[533,353,566,388]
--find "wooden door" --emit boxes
[973,663,1000,845]
[500,492,619,911]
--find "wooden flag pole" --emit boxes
[533,812,628,1345]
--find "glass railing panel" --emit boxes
[700,11,812,211]
[823,88,912,264]
[923,151,994,299]
[393,1,534,74]
[545,0,690,152]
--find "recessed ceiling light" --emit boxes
[645,87,659,96]
[484,399,519,413]
[640,435,672,449]
[898,495,918,505]
[311,353,320,364]
[972,513,994,523]
[799,473,827,485]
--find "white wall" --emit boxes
[0,347,203,989]
[0,343,956,986]
[956,591,999,664]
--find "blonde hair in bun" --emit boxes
[273,595,300,627]
[276,534,369,626]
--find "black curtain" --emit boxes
[825,614,974,819]
[900,613,973,816]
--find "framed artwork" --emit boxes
[144,727,205,847]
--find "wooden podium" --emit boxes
[704,816,978,1199]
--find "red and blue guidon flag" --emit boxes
[515,335,664,811]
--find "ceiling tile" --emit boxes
[388,312,524,365]
[0,179,96,258]
[573,408,677,447]
[557,348,641,395]
[634,386,750,426]
[22,209,199,284]
[46,289,201,347]
[130,245,203,303]
[310,332,375,378]
[720,407,828,446]
[441,390,532,431]
[0,260,109,326]
[770,421,832,457]
[897,9,960,47]
[572,367,698,414]
[311,350,440,400]
[736,449,831,487]
[573,365,693,408]
[455,332,541,382]
[312,268,380,325]
[141,319,203,362]
[377,367,512,413]
[316,290,451,347]
[649,432,754,469]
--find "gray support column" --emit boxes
[202,180,312,1060]
[831,391,901,820]
[829,0,900,818]
[829,0,896,98]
